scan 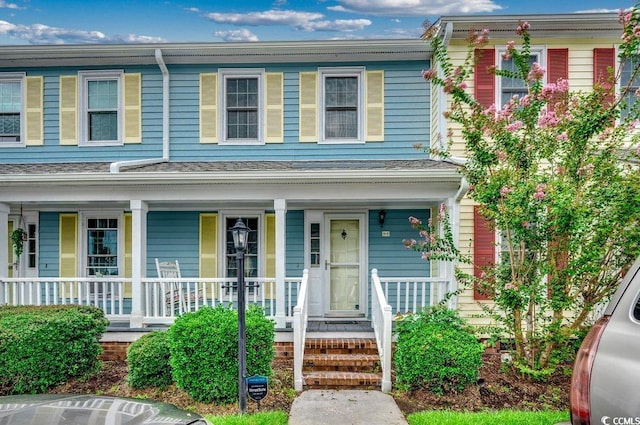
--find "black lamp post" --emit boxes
[230,218,250,415]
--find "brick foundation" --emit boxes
[100,340,294,362]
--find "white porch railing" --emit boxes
[292,269,309,392]
[371,269,393,393]
[378,276,449,315]
[0,277,130,321]
[0,276,304,325]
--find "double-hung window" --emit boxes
[220,69,264,145]
[621,55,640,120]
[0,73,25,146]
[85,217,119,278]
[320,67,365,143]
[224,216,260,296]
[497,50,542,107]
[79,70,123,145]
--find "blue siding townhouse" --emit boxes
[0,40,465,390]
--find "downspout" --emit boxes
[445,176,469,310]
[110,48,170,173]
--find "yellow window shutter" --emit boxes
[8,221,13,278]
[59,213,78,277]
[265,72,283,143]
[299,72,318,142]
[200,73,218,144]
[366,70,384,142]
[25,76,43,146]
[123,73,142,144]
[59,76,78,145]
[123,213,132,297]
[200,213,218,278]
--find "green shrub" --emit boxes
[394,306,484,395]
[127,331,173,389]
[0,305,108,395]
[167,305,274,403]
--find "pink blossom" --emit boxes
[458,82,468,90]
[421,252,431,260]
[533,183,547,200]
[505,283,517,290]
[538,111,560,128]
[527,62,545,82]
[516,21,530,35]
[620,9,633,25]
[500,186,513,196]
[505,120,524,132]
[578,163,595,175]
[557,132,568,142]
[422,68,436,80]
[403,239,417,249]
[409,216,421,225]
[495,150,507,162]
[522,221,531,228]
[439,203,447,215]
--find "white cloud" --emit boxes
[575,8,619,13]
[214,29,259,42]
[0,1,22,10]
[203,9,370,32]
[0,19,165,44]
[328,0,503,16]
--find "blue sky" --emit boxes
[0,0,626,44]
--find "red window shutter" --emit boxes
[474,205,495,300]
[547,48,569,112]
[474,49,496,109]
[547,48,569,84]
[593,48,615,106]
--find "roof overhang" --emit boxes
[0,39,431,68]
[436,13,622,41]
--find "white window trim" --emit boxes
[318,67,365,144]
[495,47,545,108]
[79,211,124,278]
[78,70,124,146]
[0,72,26,148]
[218,68,265,146]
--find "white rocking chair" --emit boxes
[155,258,200,314]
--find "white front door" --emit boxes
[324,213,366,316]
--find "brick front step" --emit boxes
[303,354,380,372]
[303,371,382,389]
[304,338,378,355]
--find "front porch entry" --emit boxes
[306,211,367,319]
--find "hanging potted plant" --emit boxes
[11,227,27,260]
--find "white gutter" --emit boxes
[110,48,170,173]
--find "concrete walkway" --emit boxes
[288,390,408,425]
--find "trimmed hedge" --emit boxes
[394,306,484,395]
[127,331,173,389]
[167,305,275,403]
[0,305,108,395]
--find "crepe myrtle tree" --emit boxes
[407,7,640,376]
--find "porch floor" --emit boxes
[306,320,372,333]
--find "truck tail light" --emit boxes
[570,315,610,425]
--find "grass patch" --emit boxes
[408,409,568,425]
[205,411,288,425]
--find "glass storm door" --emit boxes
[325,216,363,315]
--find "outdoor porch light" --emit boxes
[231,218,250,252]
[379,210,387,227]
[230,217,251,415]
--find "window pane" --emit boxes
[226,217,259,279]
[87,218,118,277]
[621,56,640,119]
[326,77,357,107]
[88,80,117,109]
[89,111,117,141]
[226,77,259,140]
[326,110,357,138]
[0,81,21,113]
[500,55,535,106]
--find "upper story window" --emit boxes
[621,55,639,120]
[0,73,25,147]
[496,49,543,107]
[220,69,264,145]
[319,67,365,143]
[79,70,123,146]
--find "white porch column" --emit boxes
[445,178,469,309]
[129,200,148,328]
[0,203,9,279]
[274,199,287,328]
